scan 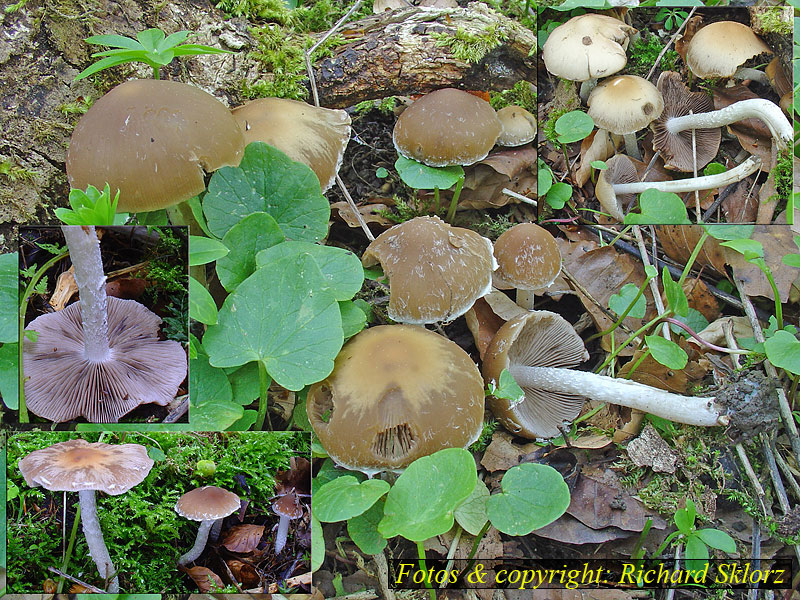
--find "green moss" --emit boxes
[774,148,792,201]
[469,419,499,453]
[354,96,397,115]
[544,107,570,144]
[432,24,508,63]
[471,212,515,240]
[57,95,93,118]
[490,80,536,113]
[752,7,792,35]
[627,33,678,77]
[0,160,37,183]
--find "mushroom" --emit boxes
[685,21,772,83]
[496,106,537,147]
[18,439,155,592]
[307,325,485,475]
[361,216,496,324]
[23,226,187,422]
[594,154,673,220]
[175,486,241,566]
[231,97,351,192]
[542,13,636,101]
[492,223,561,310]
[66,79,245,213]
[484,311,728,439]
[587,75,664,160]
[393,88,502,167]
[272,492,303,554]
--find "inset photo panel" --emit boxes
[6,431,311,594]
[15,226,188,426]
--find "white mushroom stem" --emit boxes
[61,226,110,362]
[78,489,120,593]
[623,134,642,161]
[274,516,290,554]
[178,519,218,566]
[508,365,728,426]
[210,517,224,541]
[516,290,536,311]
[733,67,771,88]
[665,98,792,150]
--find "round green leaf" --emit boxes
[189,276,218,325]
[189,354,243,430]
[0,342,19,409]
[624,189,690,225]
[339,300,367,338]
[312,515,324,571]
[545,182,572,209]
[644,335,688,369]
[608,283,646,319]
[216,212,284,292]
[394,156,464,190]
[554,111,594,144]
[348,500,388,555]
[670,308,709,338]
[537,160,553,197]
[703,224,755,241]
[487,463,570,535]
[378,448,477,542]
[454,479,489,536]
[591,160,608,170]
[702,162,726,177]
[189,235,229,266]
[684,534,709,576]
[720,238,765,260]
[764,330,800,375]
[204,142,330,241]
[314,476,390,522]
[696,528,736,553]
[376,167,389,178]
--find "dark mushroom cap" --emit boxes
[66,79,245,212]
[393,88,502,167]
[587,75,664,135]
[23,296,187,423]
[361,216,496,324]
[175,486,241,521]
[686,21,772,79]
[307,325,485,473]
[492,223,561,291]
[19,439,154,495]
[231,98,351,192]
[483,311,588,439]
[652,71,721,172]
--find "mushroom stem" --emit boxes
[516,290,536,310]
[579,78,598,103]
[733,67,771,87]
[210,517,224,542]
[78,489,119,593]
[665,98,792,150]
[178,519,216,566]
[61,226,110,362]
[274,516,290,554]
[508,365,728,426]
[623,133,642,161]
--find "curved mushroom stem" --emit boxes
[665,98,792,150]
[61,226,110,362]
[78,489,119,593]
[508,365,728,426]
[274,516,290,554]
[623,133,642,161]
[733,67,771,88]
[178,519,216,566]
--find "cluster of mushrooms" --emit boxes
[17,438,302,592]
[541,12,791,221]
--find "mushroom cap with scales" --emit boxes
[686,21,772,79]
[18,438,154,495]
[587,75,664,136]
[307,325,486,474]
[175,486,241,521]
[66,79,245,213]
[492,223,561,291]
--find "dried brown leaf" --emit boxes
[221,524,266,553]
[181,565,225,592]
[656,225,727,277]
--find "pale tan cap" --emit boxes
[686,21,772,78]
[496,106,537,147]
[587,75,664,135]
[493,223,561,291]
[175,486,241,521]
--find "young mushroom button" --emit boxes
[685,21,772,80]
[496,106,537,147]
[18,439,155,593]
[175,486,241,566]
[307,325,485,475]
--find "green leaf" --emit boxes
[624,189,691,225]
[545,182,572,209]
[227,362,262,406]
[554,111,594,144]
[314,476,391,522]
[85,33,144,49]
[537,160,553,197]
[454,479,489,536]
[348,500,388,555]
[203,254,343,391]
[673,506,692,534]
[189,276,218,325]
[702,162,726,177]
[552,0,612,11]
[764,330,800,375]
[670,308,709,338]
[137,28,166,51]
[312,459,365,492]
[486,463,570,535]
[189,354,243,430]
[0,343,18,409]
[256,241,364,301]
[376,167,389,178]
[684,534,709,576]
[216,212,284,292]
[394,156,464,190]
[488,369,524,406]
[783,254,800,268]
[591,160,608,170]
[696,528,736,553]
[720,238,765,261]
[378,448,477,542]
[644,335,688,369]
[340,300,367,338]
[189,236,229,266]
[203,142,330,242]
[608,283,646,320]
[662,267,688,317]
[0,252,18,343]
[312,515,324,571]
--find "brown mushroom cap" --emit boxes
[19,439,154,495]
[496,106,537,147]
[393,88,502,167]
[307,325,485,473]
[272,492,303,519]
[652,71,721,172]
[492,223,561,291]
[542,14,636,82]
[231,98,351,192]
[587,75,664,135]
[686,21,772,79]
[23,296,187,423]
[66,79,245,212]
[483,311,588,439]
[175,486,241,521]
[361,216,496,324]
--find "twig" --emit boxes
[646,7,697,81]
[762,435,791,514]
[748,520,761,600]
[631,225,671,340]
[372,550,396,600]
[560,266,634,335]
[774,449,800,501]
[47,567,106,593]
[163,394,189,423]
[735,443,767,516]
[663,318,749,354]
[502,187,536,206]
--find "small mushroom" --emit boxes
[685,21,772,81]
[175,486,241,566]
[66,79,245,212]
[307,325,485,474]
[272,492,303,554]
[495,106,537,147]
[361,216,496,324]
[231,97,351,192]
[18,439,155,592]
[393,88,502,167]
